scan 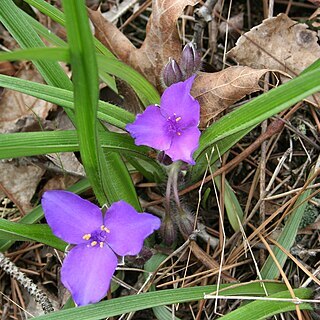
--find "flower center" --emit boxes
[82,225,110,248]
[166,114,183,136]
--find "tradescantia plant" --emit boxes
[0,0,319,319]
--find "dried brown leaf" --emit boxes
[191,67,268,126]
[90,0,197,89]
[227,13,320,77]
[0,67,55,133]
[42,175,80,194]
[46,152,85,177]
[0,161,45,213]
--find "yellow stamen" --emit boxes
[99,242,104,248]
[100,225,110,233]
[91,241,97,246]
[175,116,182,122]
[82,233,91,240]
[177,132,181,136]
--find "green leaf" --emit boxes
[0,219,66,251]
[0,74,133,129]
[32,282,289,320]
[192,68,320,181]
[0,178,91,252]
[97,55,160,107]
[145,254,181,320]
[213,164,244,232]
[218,288,312,320]
[23,0,115,58]
[0,0,72,90]
[63,0,107,204]
[0,47,69,62]
[261,167,317,279]
[300,58,320,75]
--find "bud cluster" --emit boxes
[160,205,196,245]
[162,42,201,87]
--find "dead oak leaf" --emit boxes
[0,67,55,133]
[192,67,268,126]
[0,161,45,213]
[227,13,320,77]
[90,0,198,90]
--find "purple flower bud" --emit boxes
[160,215,177,246]
[162,58,183,87]
[180,42,201,79]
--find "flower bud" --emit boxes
[162,58,183,87]
[176,208,195,238]
[160,214,177,246]
[180,42,201,79]
[157,151,173,166]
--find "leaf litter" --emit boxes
[1,1,320,319]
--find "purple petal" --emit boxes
[104,201,161,256]
[61,244,118,306]
[126,105,171,151]
[42,190,103,244]
[165,126,201,164]
[160,76,200,127]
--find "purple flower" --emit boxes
[126,76,200,165]
[41,190,161,306]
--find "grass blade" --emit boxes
[260,167,318,279]
[62,0,109,204]
[32,282,290,320]
[0,219,66,251]
[218,288,312,320]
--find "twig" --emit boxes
[0,252,54,314]
[193,0,218,49]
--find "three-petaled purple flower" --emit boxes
[126,76,200,165]
[42,190,161,306]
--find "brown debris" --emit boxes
[192,67,269,126]
[90,0,198,90]
[227,13,320,77]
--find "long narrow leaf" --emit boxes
[23,0,115,58]
[218,288,312,320]
[32,282,289,320]
[261,168,317,279]
[0,219,66,251]
[63,0,106,204]
[0,74,133,129]
[196,68,320,159]
[0,179,91,252]
[97,55,160,106]
[0,0,72,90]
[0,47,69,62]
[192,68,320,181]
[0,131,158,165]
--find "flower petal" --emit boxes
[104,201,161,256]
[160,76,200,127]
[126,105,171,151]
[42,190,103,244]
[165,126,201,164]
[61,244,118,306]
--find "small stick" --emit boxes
[0,252,54,314]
